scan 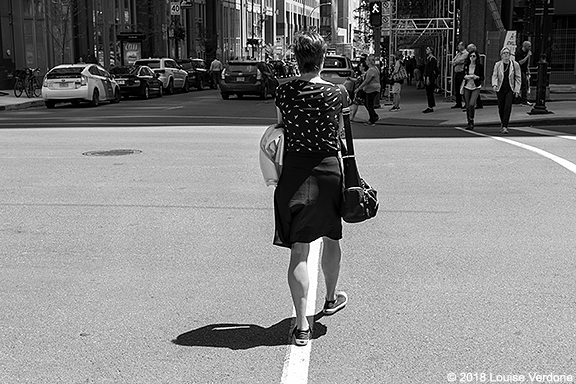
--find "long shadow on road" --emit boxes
[172,314,327,350]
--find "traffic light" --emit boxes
[369,1,382,27]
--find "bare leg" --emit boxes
[350,103,359,120]
[321,237,341,302]
[288,242,310,331]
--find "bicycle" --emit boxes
[13,68,42,98]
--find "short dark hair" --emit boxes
[292,31,327,74]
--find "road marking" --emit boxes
[280,238,322,384]
[456,127,576,175]
[512,126,576,141]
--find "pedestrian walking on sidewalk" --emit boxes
[451,42,469,109]
[515,41,534,106]
[467,43,484,109]
[422,46,438,113]
[355,55,381,125]
[273,30,348,347]
[389,52,404,112]
[462,49,484,130]
[491,47,522,134]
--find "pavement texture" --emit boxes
[2,84,575,128]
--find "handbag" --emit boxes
[392,63,408,82]
[337,85,379,223]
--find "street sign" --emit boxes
[170,2,181,15]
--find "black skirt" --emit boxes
[273,151,343,248]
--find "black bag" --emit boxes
[337,85,379,223]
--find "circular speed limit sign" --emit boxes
[171,2,181,15]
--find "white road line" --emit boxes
[280,238,322,384]
[512,126,576,141]
[456,127,576,175]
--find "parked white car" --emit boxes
[42,63,121,108]
[133,58,189,94]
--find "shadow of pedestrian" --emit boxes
[172,314,327,350]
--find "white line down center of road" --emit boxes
[280,238,322,384]
[456,127,576,176]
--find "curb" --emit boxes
[0,99,45,111]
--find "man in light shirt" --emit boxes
[210,57,223,89]
[451,41,468,109]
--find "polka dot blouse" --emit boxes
[275,80,347,153]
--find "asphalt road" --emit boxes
[1,89,576,383]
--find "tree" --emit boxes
[44,0,82,63]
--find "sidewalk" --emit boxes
[354,83,576,128]
[0,90,45,111]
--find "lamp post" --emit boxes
[305,2,331,31]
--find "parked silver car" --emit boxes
[133,58,189,94]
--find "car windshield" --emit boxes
[46,67,84,78]
[191,62,204,69]
[323,57,347,69]
[136,60,160,69]
[228,64,257,73]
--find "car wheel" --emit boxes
[142,85,150,100]
[165,79,174,95]
[157,86,163,98]
[89,89,100,107]
[182,78,189,93]
[221,93,229,100]
[260,85,268,100]
[111,88,121,103]
[45,100,56,109]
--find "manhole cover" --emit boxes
[83,149,142,157]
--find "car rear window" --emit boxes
[178,62,193,70]
[110,67,133,75]
[323,57,348,69]
[136,60,160,69]
[228,64,257,73]
[46,67,84,79]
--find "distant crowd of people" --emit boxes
[347,38,533,133]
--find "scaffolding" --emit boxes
[387,0,456,99]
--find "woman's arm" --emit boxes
[276,106,283,125]
[357,68,374,91]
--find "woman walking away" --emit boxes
[422,46,438,113]
[389,53,403,111]
[462,49,484,130]
[273,30,349,347]
[355,55,381,126]
[491,47,521,134]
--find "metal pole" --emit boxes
[529,0,553,115]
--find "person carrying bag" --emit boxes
[337,85,379,223]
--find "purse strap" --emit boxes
[337,84,355,157]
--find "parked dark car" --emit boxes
[110,65,163,99]
[176,58,213,90]
[220,60,279,100]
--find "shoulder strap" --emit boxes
[337,84,355,156]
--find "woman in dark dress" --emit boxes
[274,31,348,346]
